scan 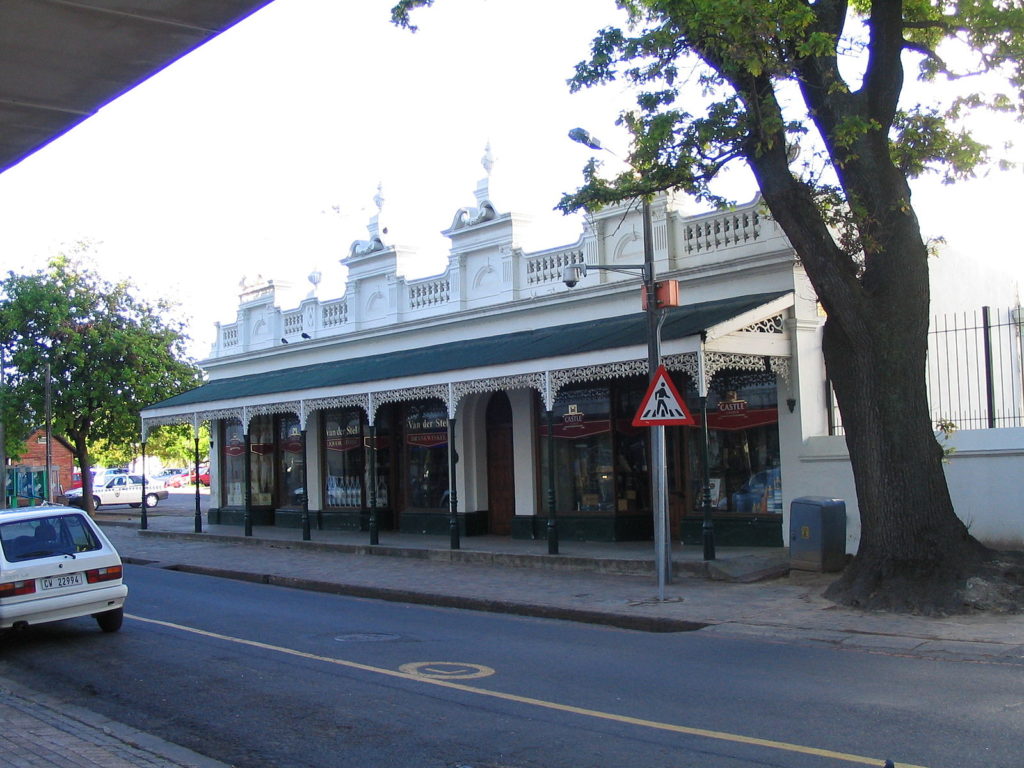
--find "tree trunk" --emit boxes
[820,309,990,612]
[72,434,96,517]
[751,150,993,613]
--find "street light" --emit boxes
[566,128,673,598]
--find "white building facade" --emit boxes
[142,172,1024,552]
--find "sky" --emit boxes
[0,0,1021,359]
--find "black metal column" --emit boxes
[193,434,202,533]
[546,408,558,554]
[300,429,310,541]
[243,430,253,537]
[140,441,148,530]
[983,305,996,428]
[448,417,459,550]
[367,425,379,545]
[700,395,716,560]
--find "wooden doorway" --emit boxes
[485,392,515,535]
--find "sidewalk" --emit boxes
[0,674,229,768]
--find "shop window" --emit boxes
[249,415,274,507]
[276,414,304,508]
[221,421,246,507]
[404,401,448,510]
[685,378,782,516]
[322,409,365,508]
[539,386,615,514]
[370,410,392,509]
[614,380,650,514]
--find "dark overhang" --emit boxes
[0,0,274,174]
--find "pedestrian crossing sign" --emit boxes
[633,365,695,427]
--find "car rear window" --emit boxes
[1,514,103,563]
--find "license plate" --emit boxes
[41,573,84,590]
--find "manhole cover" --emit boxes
[334,632,402,643]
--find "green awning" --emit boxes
[145,290,789,411]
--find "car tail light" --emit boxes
[0,579,37,597]
[85,565,123,583]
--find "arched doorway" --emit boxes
[485,392,515,535]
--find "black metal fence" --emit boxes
[828,306,1024,434]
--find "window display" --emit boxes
[686,380,782,515]
[614,382,649,514]
[249,415,274,507]
[322,409,365,508]
[277,415,304,508]
[539,386,615,514]
[404,401,449,509]
[221,420,246,507]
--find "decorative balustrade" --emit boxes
[282,311,304,335]
[322,299,348,328]
[682,209,761,254]
[212,196,783,358]
[239,284,274,303]
[525,248,584,286]
[408,277,450,309]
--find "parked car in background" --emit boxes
[65,474,168,510]
[0,504,128,632]
[152,468,187,487]
[69,467,129,491]
[164,469,194,488]
[190,464,210,486]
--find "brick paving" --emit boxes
[0,675,227,768]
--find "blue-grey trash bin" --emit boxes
[789,496,847,572]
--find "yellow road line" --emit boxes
[127,613,927,768]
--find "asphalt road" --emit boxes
[155,485,209,513]
[1,565,1021,768]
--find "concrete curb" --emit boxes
[148,560,710,633]
[129,528,791,582]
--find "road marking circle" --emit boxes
[399,661,495,680]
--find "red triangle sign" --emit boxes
[633,366,695,427]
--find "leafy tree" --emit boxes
[394,0,1024,613]
[145,423,210,470]
[87,437,137,471]
[1,375,32,466]
[0,250,202,514]
[1,374,32,502]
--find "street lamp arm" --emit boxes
[562,263,653,288]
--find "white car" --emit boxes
[65,473,168,510]
[0,505,128,632]
[151,468,187,486]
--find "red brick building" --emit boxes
[8,428,76,496]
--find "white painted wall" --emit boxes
[785,430,1024,553]
[510,389,539,519]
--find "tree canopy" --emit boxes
[394,0,1024,613]
[0,249,202,511]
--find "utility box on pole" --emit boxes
[789,497,847,572]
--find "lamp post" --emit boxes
[567,128,673,597]
[1,348,7,508]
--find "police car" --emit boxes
[65,473,168,510]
